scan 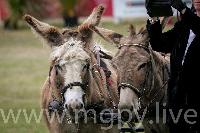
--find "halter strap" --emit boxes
[61,82,85,95]
[118,43,149,52]
[118,83,141,97]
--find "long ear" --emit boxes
[138,27,145,34]
[128,24,136,38]
[24,15,63,47]
[138,26,148,38]
[78,5,104,36]
[138,29,149,46]
[91,26,125,45]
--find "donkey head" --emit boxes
[24,5,104,113]
[91,25,150,112]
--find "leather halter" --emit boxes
[117,43,168,108]
[118,43,151,97]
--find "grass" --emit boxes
[0,19,147,132]
[0,29,49,132]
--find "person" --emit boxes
[60,0,79,27]
[4,0,26,29]
[146,0,200,132]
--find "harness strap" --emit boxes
[99,50,113,60]
[48,65,62,102]
[93,45,117,109]
[148,80,168,106]
[146,45,156,98]
[118,83,141,97]
[94,45,101,66]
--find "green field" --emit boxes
[0,20,146,132]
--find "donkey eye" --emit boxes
[138,63,147,70]
[82,63,87,68]
[55,65,62,70]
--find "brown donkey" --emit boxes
[24,5,119,133]
[91,25,170,133]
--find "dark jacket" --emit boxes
[147,8,200,109]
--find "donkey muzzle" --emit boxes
[65,100,84,112]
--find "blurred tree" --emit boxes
[4,0,41,30]
[4,0,26,29]
[40,0,62,18]
[60,0,79,27]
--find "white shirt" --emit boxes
[182,30,196,65]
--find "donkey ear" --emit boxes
[128,24,136,38]
[139,28,148,35]
[138,27,145,34]
[91,26,125,45]
[138,27,148,37]
[78,5,104,36]
[24,15,63,47]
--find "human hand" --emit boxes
[171,0,186,12]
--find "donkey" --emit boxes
[24,5,119,133]
[91,25,170,133]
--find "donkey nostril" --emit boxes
[121,111,129,120]
[130,106,134,112]
[69,43,75,46]
[80,103,84,109]
[65,104,69,109]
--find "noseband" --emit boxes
[61,82,86,95]
[118,83,141,97]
